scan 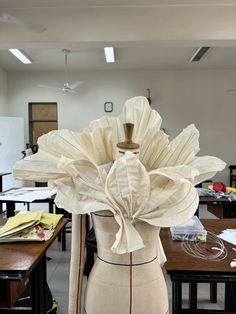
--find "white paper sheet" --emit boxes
[218,229,236,245]
[0,187,57,202]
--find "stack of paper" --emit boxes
[218,229,236,245]
[0,210,63,242]
[0,187,57,202]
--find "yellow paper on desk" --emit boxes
[40,212,63,229]
[0,211,42,236]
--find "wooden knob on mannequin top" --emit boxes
[117,123,140,150]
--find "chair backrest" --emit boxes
[229,165,236,187]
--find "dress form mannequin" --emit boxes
[84,124,169,314]
[85,213,168,314]
[12,96,226,314]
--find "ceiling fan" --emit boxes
[225,89,236,92]
[39,49,83,94]
[0,12,46,33]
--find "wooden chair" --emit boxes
[229,165,236,187]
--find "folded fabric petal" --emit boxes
[76,127,114,165]
[140,165,199,213]
[85,116,122,159]
[105,153,199,253]
[140,178,199,227]
[13,150,67,182]
[51,158,114,215]
[37,129,88,160]
[120,96,162,144]
[111,215,144,254]
[139,129,169,170]
[157,124,200,168]
[187,156,227,186]
[105,152,150,220]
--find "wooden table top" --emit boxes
[0,217,68,274]
[161,219,236,273]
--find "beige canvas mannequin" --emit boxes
[85,212,168,314]
[85,123,168,314]
[13,96,226,314]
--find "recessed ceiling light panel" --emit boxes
[104,47,115,63]
[9,48,32,64]
[190,47,210,62]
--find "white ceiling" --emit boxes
[1,0,236,72]
[1,0,236,8]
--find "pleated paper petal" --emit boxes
[105,152,150,218]
[187,156,226,186]
[52,158,114,215]
[157,124,200,168]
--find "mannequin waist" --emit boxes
[92,211,160,265]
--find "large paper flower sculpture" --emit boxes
[13,96,226,253]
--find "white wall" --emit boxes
[7,69,236,184]
[0,117,24,189]
[0,68,8,115]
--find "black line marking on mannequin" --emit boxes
[96,255,157,267]
[93,212,114,217]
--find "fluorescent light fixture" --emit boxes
[190,47,210,62]
[104,47,115,63]
[9,48,32,64]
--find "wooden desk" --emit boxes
[0,188,68,252]
[0,217,68,313]
[199,197,236,219]
[161,219,236,314]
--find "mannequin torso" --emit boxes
[84,211,169,314]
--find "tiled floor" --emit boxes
[30,204,226,313]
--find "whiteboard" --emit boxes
[0,117,24,190]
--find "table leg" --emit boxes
[0,176,2,213]
[172,281,182,314]
[6,202,16,218]
[225,282,236,311]
[49,202,54,214]
[61,227,66,251]
[189,282,197,309]
[189,282,217,308]
[210,282,217,303]
[31,254,47,314]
